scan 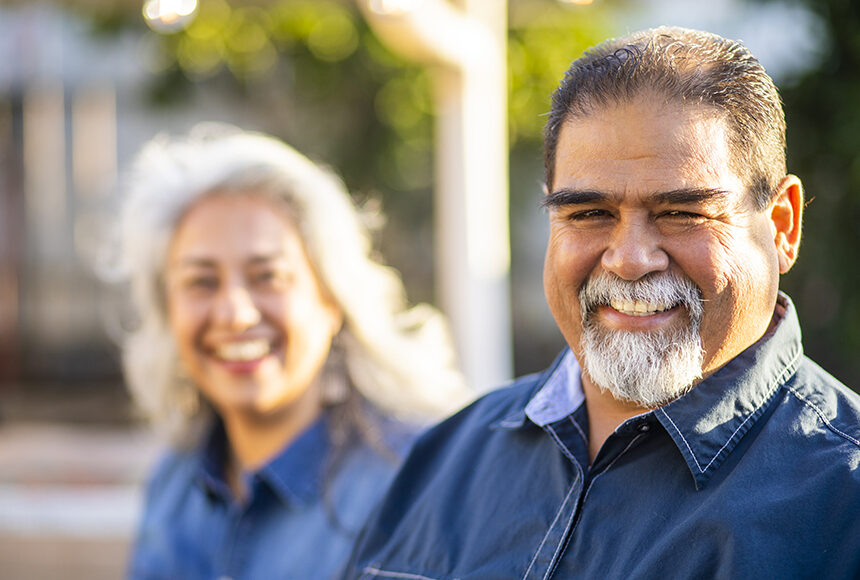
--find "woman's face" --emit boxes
[165,193,342,423]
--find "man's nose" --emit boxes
[212,283,261,330]
[601,218,669,280]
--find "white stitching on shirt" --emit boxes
[700,407,759,472]
[658,407,704,473]
[600,434,643,474]
[548,435,643,578]
[540,495,579,580]
[544,424,577,463]
[362,566,445,580]
[532,424,587,580]
[567,416,588,445]
[660,348,803,475]
[785,386,860,447]
[521,477,579,580]
[536,435,644,580]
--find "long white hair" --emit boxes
[111,124,471,444]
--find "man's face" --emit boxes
[543,97,783,405]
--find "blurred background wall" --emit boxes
[0,0,856,577]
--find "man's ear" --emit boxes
[769,174,804,274]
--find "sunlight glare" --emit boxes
[143,0,199,33]
[367,0,424,16]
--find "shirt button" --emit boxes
[637,423,651,433]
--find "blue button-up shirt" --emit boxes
[343,294,860,579]
[129,413,409,580]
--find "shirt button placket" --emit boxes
[221,501,248,580]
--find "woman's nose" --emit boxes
[601,218,669,280]
[212,284,261,330]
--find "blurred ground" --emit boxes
[0,384,160,580]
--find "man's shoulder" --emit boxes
[340,367,571,580]
[781,356,860,451]
[378,367,553,492]
[420,368,547,441]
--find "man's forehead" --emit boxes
[559,97,728,149]
[551,99,741,196]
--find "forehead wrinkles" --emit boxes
[555,100,739,194]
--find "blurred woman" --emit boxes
[113,125,471,579]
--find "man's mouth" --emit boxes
[213,339,271,362]
[609,299,677,317]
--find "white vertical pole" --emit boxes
[434,0,511,391]
[23,83,73,346]
[359,0,513,392]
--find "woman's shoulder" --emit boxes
[149,444,198,480]
[139,445,204,512]
[323,414,419,512]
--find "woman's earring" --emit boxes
[175,366,200,417]
[320,336,350,406]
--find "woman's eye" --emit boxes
[253,271,276,285]
[254,269,290,286]
[188,276,218,289]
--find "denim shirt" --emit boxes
[343,294,860,580]
[129,412,409,580]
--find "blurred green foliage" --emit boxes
[135,0,615,316]
[144,0,435,220]
[140,0,615,168]
[85,0,858,386]
[762,0,860,388]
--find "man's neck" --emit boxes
[581,375,651,463]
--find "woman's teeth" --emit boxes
[215,339,270,362]
[610,299,673,317]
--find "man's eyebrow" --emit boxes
[652,188,731,205]
[541,188,614,209]
[541,187,732,209]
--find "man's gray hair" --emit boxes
[111,124,470,445]
[544,26,786,210]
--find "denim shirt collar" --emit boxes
[655,292,803,488]
[509,292,804,489]
[196,414,330,507]
[524,350,585,427]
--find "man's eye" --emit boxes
[662,210,703,220]
[569,209,611,220]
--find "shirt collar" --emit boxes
[513,292,803,490]
[525,350,585,427]
[654,292,803,488]
[196,414,331,507]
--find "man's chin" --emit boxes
[596,378,694,410]
[580,327,704,409]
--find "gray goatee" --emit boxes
[578,271,705,408]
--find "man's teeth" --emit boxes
[610,299,673,317]
[215,340,270,362]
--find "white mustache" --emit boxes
[579,271,704,323]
